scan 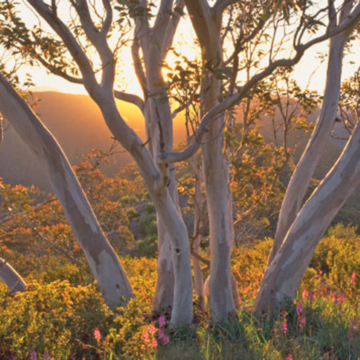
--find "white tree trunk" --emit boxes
[145,67,178,313]
[201,73,237,321]
[133,3,185,310]
[0,258,26,294]
[254,115,360,313]
[190,156,205,308]
[184,0,237,321]
[0,74,133,309]
[95,95,193,325]
[269,16,354,264]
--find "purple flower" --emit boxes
[29,350,37,360]
[162,334,170,345]
[158,315,166,327]
[43,352,51,360]
[158,328,165,339]
[300,315,306,329]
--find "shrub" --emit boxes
[120,194,139,205]
[139,214,157,237]
[126,207,140,220]
[0,281,113,359]
[137,234,158,258]
[145,202,156,214]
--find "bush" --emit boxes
[0,281,113,359]
[120,195,139,205]
[137,234,158,258]
[139,214,157,237]
[145,202,156,214]
[126,207,140,220]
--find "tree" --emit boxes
[0,258,26,294]
[0,72,133,309]
[159,0,360,319]
[254,0,360,312]
[2,0,360,325]
[1,0,193,325]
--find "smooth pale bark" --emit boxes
[201,77,237,320]
[0,258,26,294]
[269,13,355,264]
[0,118,4,148]
[93,95,193,324]
[145,62,178,312]
[190,156,205,308]
[185,0,237,321]
[129,0,185,312]
[141,103,175,311]
[204,273,239,310]
[254,115,360,312]
[0,74,133,309]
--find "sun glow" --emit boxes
[7,1,360,98]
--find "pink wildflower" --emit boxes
[158,315,166,327]
[302,289,309,299]
[94,328,101,343]
[158,328,165,339]
[273,325,278,334]
[296,301,303,316]
[309,292,315,302]
[151,338,158,348]
[148,322,156,336]
[43,352,51,360]
[336,293,345,305]
[281,319,288,335]
[143,328,150,344]
[299,315,306,329]
[351,271,356,285]
[162,334,170,345]
[286,355,293,360]
[29,350,37,360]
[69,356,76,360]
[9,354,15,360]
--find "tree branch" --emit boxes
[157,2,360,164]
[71,0,115,87]
[0,258,26,294]
[28,0,99,95]
[161,0,185,59]
[213,0,239,19]
[114,90,145,114]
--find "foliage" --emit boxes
[1,224,360,358]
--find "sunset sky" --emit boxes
[13,1,360,98]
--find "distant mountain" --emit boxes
[0,91,354,217]
[0,91,187,191]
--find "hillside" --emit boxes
[0,91,351,197]
[0,91,187,191]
